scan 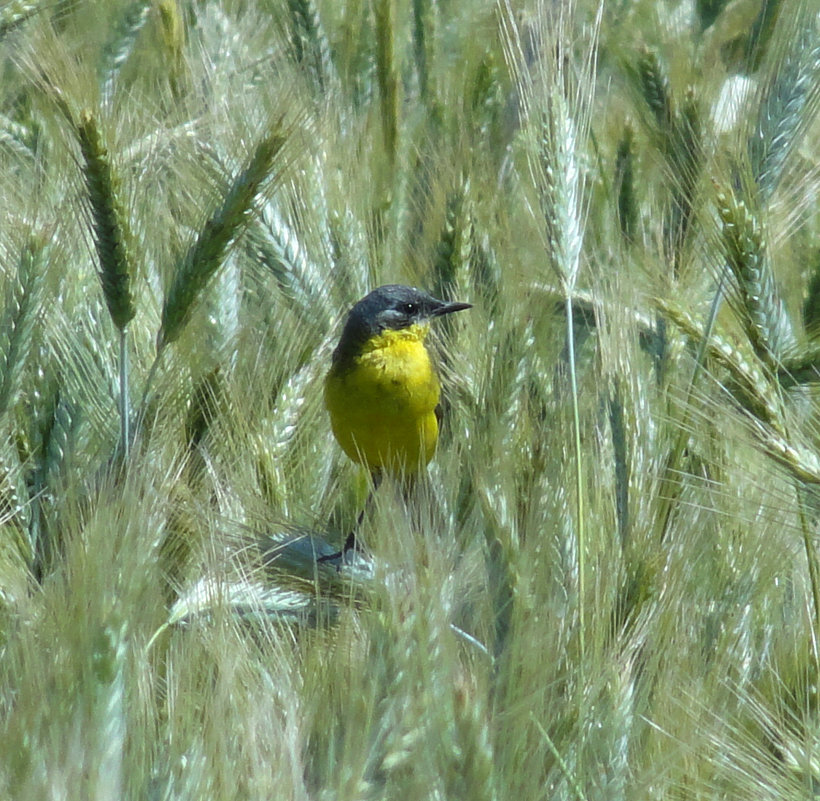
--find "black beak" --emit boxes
[431,299,472,317]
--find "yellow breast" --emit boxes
[324,324,440,475]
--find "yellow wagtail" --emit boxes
[323,284,471,554]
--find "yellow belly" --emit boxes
[324,327,440,475]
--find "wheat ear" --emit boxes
[77,111,136,332]
[157,128,287,352]
[749,7,820,202]
[0,239,43,420]
[374,0,398,163]
[77,110,137,457]
[287,0,335,96]
[714,182,795,367]
[99,2,153,103]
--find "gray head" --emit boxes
[332,284,471,365]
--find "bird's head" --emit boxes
[333,285,471,364]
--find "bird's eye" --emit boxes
[402,303,416,315]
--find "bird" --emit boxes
[323,284,471,556]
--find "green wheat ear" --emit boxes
[157,128,288,352]
[374,0,398,163]
[614,122,637,244]
[748,8,820,202]
[713,181,795,367]
[636,47,673,130]
[412,0,438,101]
[0,238,43,418]
[287,0,335,96]
[433,173,474,299]
[76,110,136,332]
[99,2,153,102]
[778,343,820,389]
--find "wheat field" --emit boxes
[1,0,819,798]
